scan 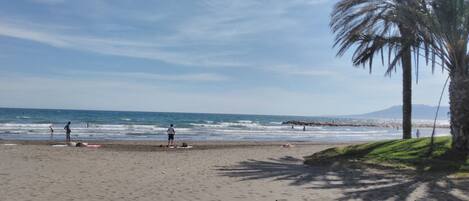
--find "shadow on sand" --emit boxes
[217,156,468,201]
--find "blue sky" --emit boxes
[0,0,449,116]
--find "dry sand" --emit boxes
[0,141,468,201]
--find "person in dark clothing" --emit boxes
[49,124,54,140]
[64,122,71,142]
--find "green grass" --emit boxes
[304,136,469,173]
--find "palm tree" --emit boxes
[330,0,425,139]
[420,0,469,151]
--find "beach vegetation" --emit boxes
[304,136,469,175]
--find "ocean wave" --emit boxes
[0,123,52,129]
[190,121,269,129]
[237,120,253,123]
[269,121,283,125]
[0,121,451,142]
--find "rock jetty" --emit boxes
[282,120,381,127]
[282,120,449,128]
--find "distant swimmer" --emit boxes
[303,126,306,131]
[167,124,176,147]
[64,122,71,142]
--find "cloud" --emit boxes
[268,65,339,77]
[0,22,69,47]
[121,72,229,82]
[0,0,451,115]
[0,66,449,116]
[0,0,327,68]
[0,74,344,115]
[302,0,330,5]
[0,20,247,67]
[30,0,66,5]
[174,0,308,42]
[70,71,230,82]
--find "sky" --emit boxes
[0,0,450,116]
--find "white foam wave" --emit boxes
[0,122,450,141]
[269,121,283,125]
[190,121,271,129]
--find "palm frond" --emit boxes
[331,0,425,76]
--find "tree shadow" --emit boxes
[217,155,469,200]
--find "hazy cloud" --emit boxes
[30,0,66,5]
[0,0,325,68]
[69,71,230,82]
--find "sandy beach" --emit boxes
[1,141,468,201]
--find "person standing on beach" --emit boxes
[167,124,176,147]
[64,122,71,142]
[49,124,54,140]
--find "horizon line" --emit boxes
[0,106,328,118]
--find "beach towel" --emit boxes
[52,145,67,147]
[85,144,102,148]
[177,145,193,149]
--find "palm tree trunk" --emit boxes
[427,75,450,156]
[449,73,469,151]
[402,46,412,139]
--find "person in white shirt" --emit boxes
[167,124,176,147]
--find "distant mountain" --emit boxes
[346,104,450,120]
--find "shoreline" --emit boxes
[0,139,359,152]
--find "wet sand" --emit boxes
[0,140,467,201]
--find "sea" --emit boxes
[0,108,450,142]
